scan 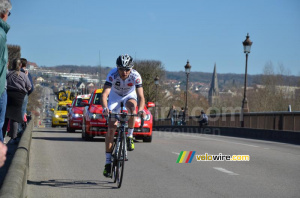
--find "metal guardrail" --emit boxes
[155,112,300,132]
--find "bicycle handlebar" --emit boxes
[104,102,144,128]
[104,112,144,128]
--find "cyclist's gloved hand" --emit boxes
[102,107,109,116]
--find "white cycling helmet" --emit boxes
[116,54,134,69]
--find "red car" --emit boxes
[66,94,91,132]
[82,89,155,142]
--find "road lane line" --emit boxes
[213,167,239,176]
[172,152,180,155]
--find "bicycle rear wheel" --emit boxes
[116,132,126,188]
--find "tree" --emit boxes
[133,60,166,103]
[27,86,42,114]
[7,45,21,69]
[248,62,299,112]
[154,89,210,119]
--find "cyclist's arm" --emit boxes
[136,87,145,112]
[101,84,111,109]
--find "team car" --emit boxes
[66,94,91,132]
[51,101,72,127]
[82,88,155,142]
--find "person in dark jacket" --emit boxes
[167,105,176,126]
[2,58,31,143]
[18,58,34,134]
[0,0,12,143]
[198,110,208,127]
[178,107,185,126]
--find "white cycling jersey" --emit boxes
[104,68,143,112]
[104,68,142,97]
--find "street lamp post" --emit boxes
[154,76,159,125]
[242,33,253,114]
[184,60,191,125]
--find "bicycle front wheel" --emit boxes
[111,141,117,183]
[116,132,126,188]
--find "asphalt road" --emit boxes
[27,126,300,198]
[40,86,56,128]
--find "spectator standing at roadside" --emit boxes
[0,0,12,143]
[198,110,208,127]
[167,105,177,126]
[178,107,185,126]
[18,58,34,135]
[2,59,31,143]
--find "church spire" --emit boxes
[208,63,220,106]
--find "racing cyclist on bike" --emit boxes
[102,54,145,177]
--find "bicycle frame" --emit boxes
[108,102,144,188]
[111,115,127,187]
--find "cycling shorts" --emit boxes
[108,90,137,113]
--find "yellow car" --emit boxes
[51,101,72,127]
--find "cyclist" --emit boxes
[102,54,145,177]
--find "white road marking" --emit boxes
[172,152,180,155]
[214,167,239,176]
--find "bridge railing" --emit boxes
[155,112,300,132]
[0,118,33,198]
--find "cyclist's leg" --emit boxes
[106,92,122,153]
[103,120,117,177]
[124,91,138,131]
[125,96,137,151]
[125,99,137,128]
[103,94,120,177]
[105,120,117,153]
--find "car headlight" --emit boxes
[144,114,151,121]
[55,114,59,118]
[136,114,151,121]
[74,113,83,118]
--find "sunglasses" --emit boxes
[8,11,11,16]
[118,68,131,72]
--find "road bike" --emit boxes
[107,102,144,188]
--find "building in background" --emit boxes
[27,61,38,70]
